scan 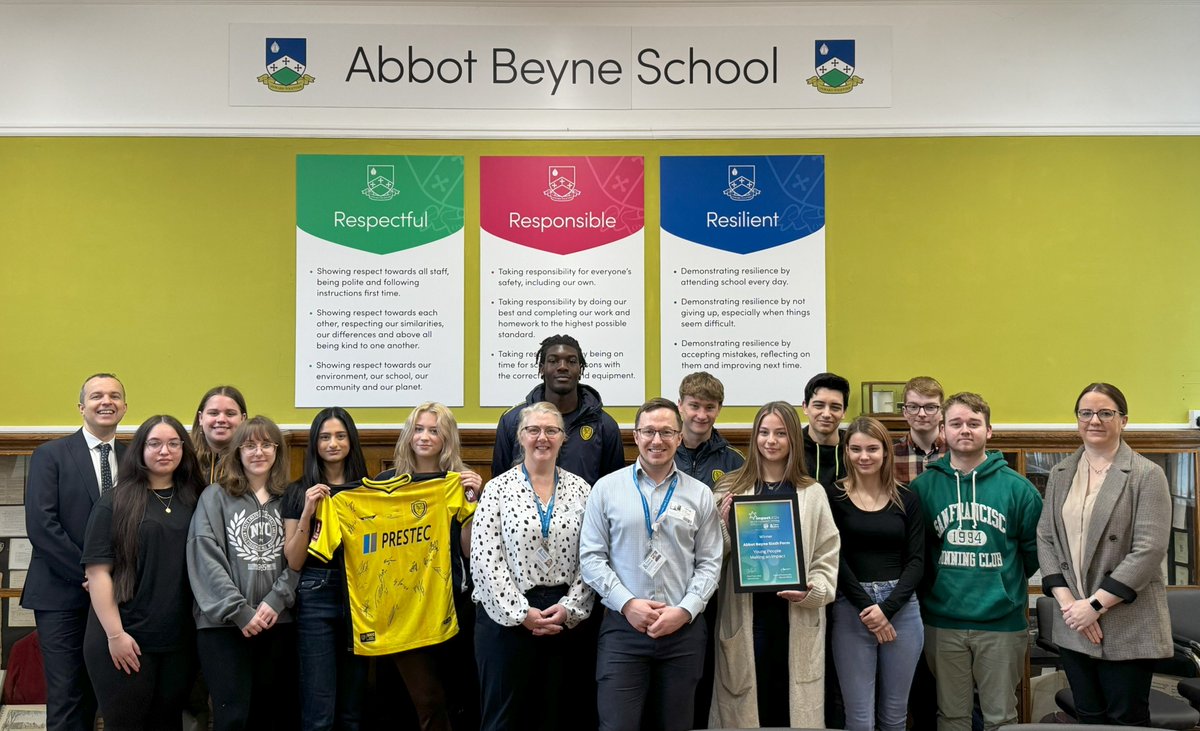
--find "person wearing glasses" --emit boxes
[1036,383,1172,726]
[892,376,945,730]
[81,415,205,731]
[492,334,625,487]
[471,402,594,731]
[190,385,247,486]
[187,416,298,730]
[580,398,721,731]
[710,401,840,729]
[893,376,946,485]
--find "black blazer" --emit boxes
[21,429,126,611]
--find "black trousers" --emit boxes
[1059,646,1157,726]
[595,608,706,731]
[82,614,194,731]
[35,607,97,731]
[475,586,570,731]
[196,624,298,731]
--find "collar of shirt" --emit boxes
[81,427,114,451]
[633,458,679,490]
[902,431,944,456]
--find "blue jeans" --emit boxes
[296,565,368,731]
[830,580,924,731]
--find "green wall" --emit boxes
[3,136,1198,426]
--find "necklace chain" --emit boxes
[152,486,175,514]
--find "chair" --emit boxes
[1034,593,1200,730]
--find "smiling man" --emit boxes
[801,372,850,488]
[911,392,1042,731]
[580,398,721,731]
[492,334,625,486]
[24,373,128,731]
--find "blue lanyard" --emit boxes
[630,465,678,540]
[522,465,558,540]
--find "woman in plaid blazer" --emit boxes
[1036,382,1173,726]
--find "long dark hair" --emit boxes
[111,415,204,604]
[301,407,368,489]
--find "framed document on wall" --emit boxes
[730,495,805,593]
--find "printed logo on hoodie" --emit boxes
[227,508,284,571]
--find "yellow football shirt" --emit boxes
[308,472,475,655]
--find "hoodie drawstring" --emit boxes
[954,469,979,530]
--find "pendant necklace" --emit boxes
[152,486,175,514]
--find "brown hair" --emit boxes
[839,416,905,509]
[943,392,991,426]
[218,416,288,498]
[903,376,944,402]
[716,401,815,497]
[678,371,726,405]
[1074,382,1128,416]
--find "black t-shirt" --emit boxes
[80,489,195,652]
[282,479,361,572]
[824,483,924,619]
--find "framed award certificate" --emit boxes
[729,494,805,593]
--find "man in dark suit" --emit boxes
[23,373,127,731]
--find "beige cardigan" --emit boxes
[709,482,840,729]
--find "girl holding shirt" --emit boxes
[190,385,247,485]
[282,407,370,731]
[371,402,480,731]
[827,416,925,731]
[711,401,840,728]
[187,416,298,731]
[471,402,594,731]
[81,415,205,731]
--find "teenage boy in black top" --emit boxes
[801,372,850,488]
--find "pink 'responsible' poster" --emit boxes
[480,156,645,407]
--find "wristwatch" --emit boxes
[1089,597,1104,612]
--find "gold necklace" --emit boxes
[152,486,175,514]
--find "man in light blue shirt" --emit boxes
[580,397,722,731]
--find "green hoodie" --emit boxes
[912,451,1042,631]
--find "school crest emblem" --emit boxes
[544,166,582,202]
[579,425,594,441]
[712,469,726,484]
[724,166,761,202]
[362,164,401,201]
[806,40,864,94]
[411,499,429,519]
[258,38,315,92]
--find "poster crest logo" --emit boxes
[544,166,582,202]
[362,165,401,201]
[579,425,594,441]
[724,165,762,202]
[258,38,315,92]
[807,40,864,94]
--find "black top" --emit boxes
[80,488,195,652]
[752,480,797,626]
[825,483,924,619]
[282,479,360,572]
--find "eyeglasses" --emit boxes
[634,428,680,440]
[146,439,184,452]
[522,426,564,438]
[1076,409,1122,423]
[239,442,278,454]
[902,403,942,415]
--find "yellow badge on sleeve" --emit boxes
[580,426,594,441]
[712,469,725,484]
